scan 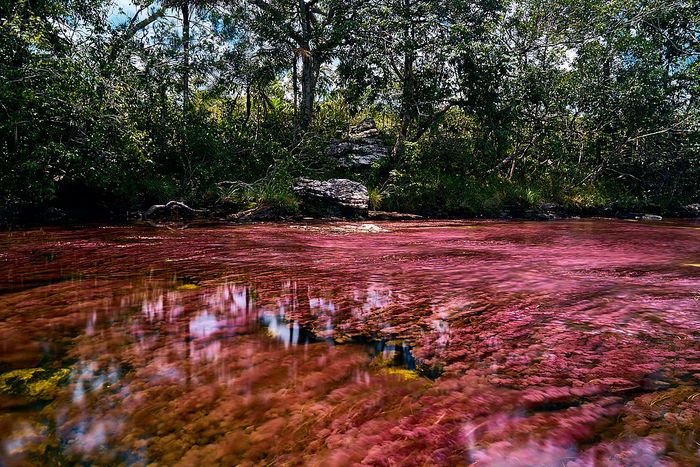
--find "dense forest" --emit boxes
[1,0,699,221]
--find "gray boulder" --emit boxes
[293,178,369,217]
[326,118,390,168]
[682,203,700,217]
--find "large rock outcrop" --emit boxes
[293,178,369,217]
[326,118,390,168]
[680,203,700,217]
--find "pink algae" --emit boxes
[0,219,699,465]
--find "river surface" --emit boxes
[0,220,699,466]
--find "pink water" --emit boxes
[0,220,699,466]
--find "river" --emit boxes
[1,220,699,465]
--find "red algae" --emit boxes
[0,220,699,465]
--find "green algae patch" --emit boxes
[0,368,70,400]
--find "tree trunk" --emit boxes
[158,82,167,156]
[292,50,299,137]
[180,2,192,191]
[181,2,190,112]
[300,52,318,132]
[298,0,315,132]
[392,0,415,159]
[245,82,252,123]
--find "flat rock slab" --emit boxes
[293,178,369,217]
[290,223,390,234]
[330,223,389,233]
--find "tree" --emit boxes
[339,0,504,157]
[240,0,356,131]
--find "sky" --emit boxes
[108,1,181,33]
[108,0,138,25]
[114,0,136,15]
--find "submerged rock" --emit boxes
[330,224,389,233]
[326,118,390,168]
[621,212,663,221]
[291,223,389,233]
[293,178,369,217]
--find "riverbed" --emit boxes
[1,220,699,465]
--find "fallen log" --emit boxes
[143,201,205,220]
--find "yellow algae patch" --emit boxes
[333,334,353,344]
[683,264,700,268]
[371,354,420,380]
[25,370,70,398]
[369,352,399,369]
[0,368,70,400]
[176,283,200,291]
[380,368,420,381]
[385,339,405,346]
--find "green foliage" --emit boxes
[218,159,300,215]
[0,0,698,218]
[368,188,383,211]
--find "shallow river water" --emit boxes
[0,220,699,466]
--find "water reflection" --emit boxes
[0,220,698,465]
[261,314,312,346]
